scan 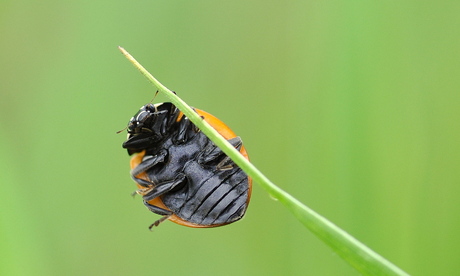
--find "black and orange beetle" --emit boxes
[122,102,251,229]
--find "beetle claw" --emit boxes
[135,186,155,196]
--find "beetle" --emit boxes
[122,102,251,229]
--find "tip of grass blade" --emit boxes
[118,46,137,65]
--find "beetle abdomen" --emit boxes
[162,147,249,226]
[124,102,251,228]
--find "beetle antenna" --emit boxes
[149,90,159,103]
[116,126,127,134]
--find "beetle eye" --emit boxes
[136,110,150,123]
[145,104,156,112]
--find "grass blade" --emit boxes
[118,46,410,276]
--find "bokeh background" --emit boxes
[1,1,459,275]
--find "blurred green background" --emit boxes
[1,1,459,275]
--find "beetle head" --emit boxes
[122,103,178,155]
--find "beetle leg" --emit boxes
[133,172,186,199]
[123,133,155,154]
[174,117,193,144]
[216,159,235,171]
[143,202,173,230]
[130,150,167,188]
[131,178,155,190]
[228,136,243,149]
[131,184,155,199]
[141,174,187,229]
[217,137,243,170]
[149,215,172,229]
[142,173,186,202]
[199,137,243,170]
[131,149,167,178]
[134,187,154,197]
[143,201,173,216]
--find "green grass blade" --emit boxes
[118,46,410,276]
